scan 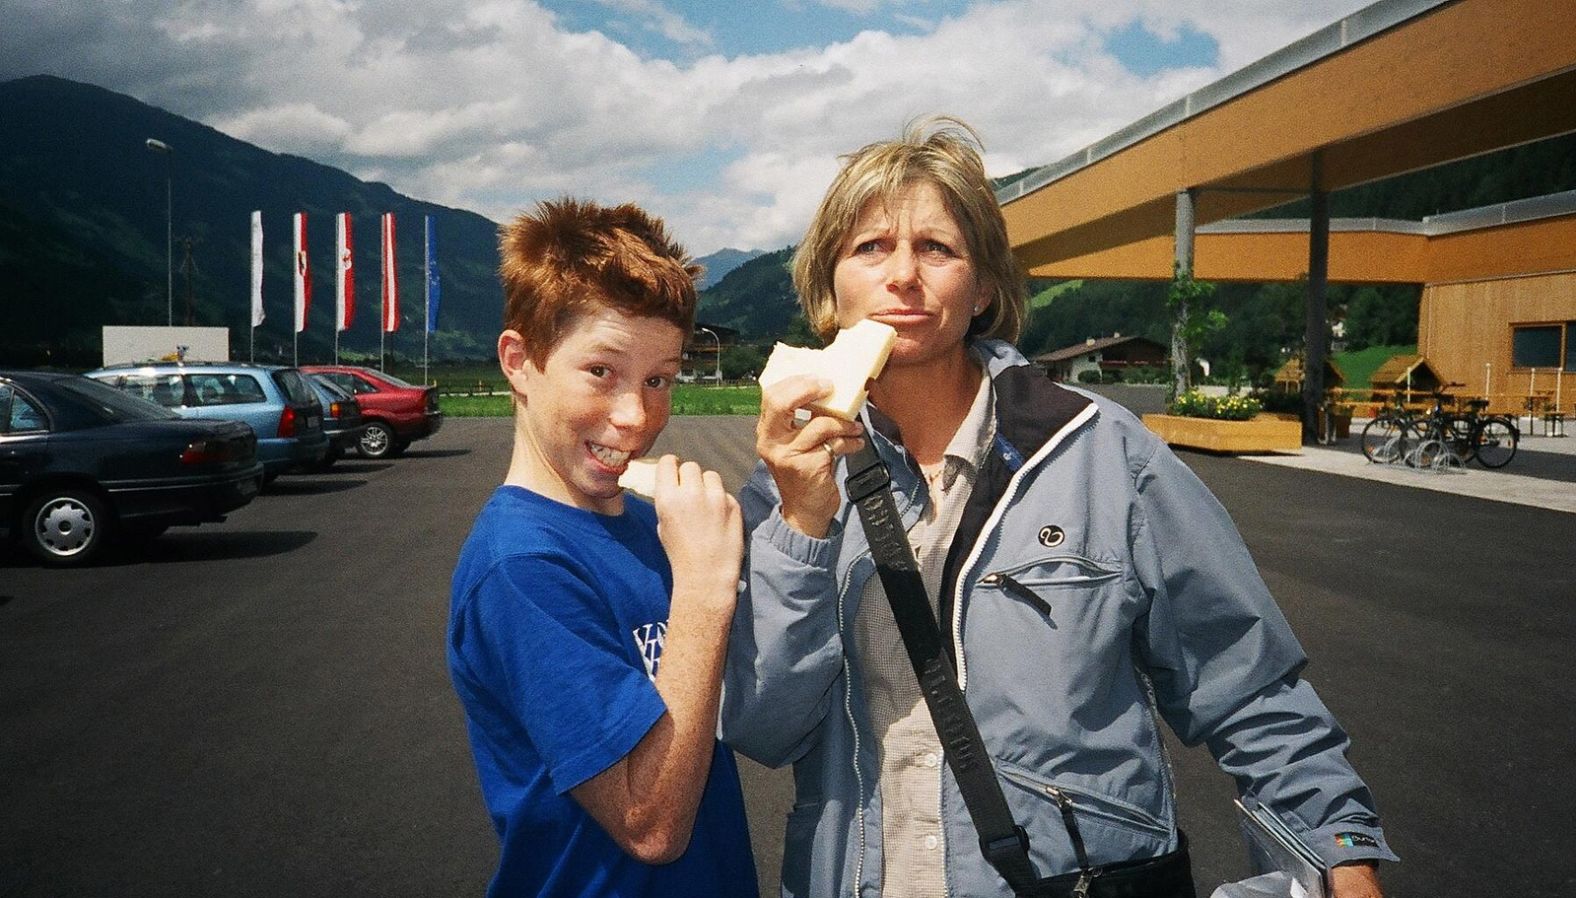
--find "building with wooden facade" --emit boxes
[996,0,1576,439]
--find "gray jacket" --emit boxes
[720,340,1396,898]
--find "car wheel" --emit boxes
[23,489,111,566]
[358,421,396,459]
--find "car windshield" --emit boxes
[308,374,351,400]
[60,377,182,422]
[272,369,318,405]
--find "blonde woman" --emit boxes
[722,118,1392,898]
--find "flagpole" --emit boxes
[423,215,431,386]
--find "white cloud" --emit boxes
[0,0,1375,254]
[592,0,713,47]
[215,103,354,157]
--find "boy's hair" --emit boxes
[791,115,1026,343]
[499,198,702,366]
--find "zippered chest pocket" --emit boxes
[977,555,1123,618]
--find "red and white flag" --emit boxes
[381,212,399,333]
[293,212,311,333]
[335,212,354,332]
[250,211,265,327]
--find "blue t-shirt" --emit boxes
[449,486,757,898]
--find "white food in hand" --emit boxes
[617,457,660,497]
[757,319,897,420]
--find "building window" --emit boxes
[1511,324,1563,369]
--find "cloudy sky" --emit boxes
[2,0,1373,256]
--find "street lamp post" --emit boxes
[145,138,173,326]
[698,326,721,383]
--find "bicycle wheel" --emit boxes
[1441,414,1475,464]
[1360,417,1406,463]
[1404,420,1443,468]
[1474,417,1519,468]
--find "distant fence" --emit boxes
[432,378,756,397]
[434,379,508,397]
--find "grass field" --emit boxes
[440,383,762,417]
[1333,343,1416,391]
[426,344,1411,417]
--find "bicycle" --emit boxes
[1359,394,1415,463]
[1403,387,1519,469]
[1452,397,1519,468]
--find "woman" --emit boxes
[720,118,1394,898]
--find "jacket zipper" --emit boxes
[837,551,869,898]
[950,402,1100,689]
[978,572,1054,617]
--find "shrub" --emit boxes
[1125,365,1168,384]
[1168,389,1262,421]
[1255,390,1304,414]
[1077,369,1104,384]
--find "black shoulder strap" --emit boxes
[843,441,1044,896]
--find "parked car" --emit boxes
[1,370,263,566]
[303,373,366,470]
[299,365,442,459]
[86,362,329,481]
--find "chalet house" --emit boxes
[1032,334,1168,382]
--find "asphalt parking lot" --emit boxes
[2,413,1572,897]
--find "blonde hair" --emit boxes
[499,198,701,366]
[791,116,1026,342]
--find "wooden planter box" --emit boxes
[1141,413,1303,454]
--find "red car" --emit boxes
[299,366,443,459]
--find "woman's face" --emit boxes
[832,180,987,371]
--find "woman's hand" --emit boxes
[652,455,743,611]
[755,375,865,539]
[1329,862,1383,898]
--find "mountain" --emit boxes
[0,75,502,367]
[694,247,765,290]
[696,247,801,341]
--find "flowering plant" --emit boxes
[1168,389,1262,421]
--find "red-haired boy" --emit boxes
[448,198,756,897]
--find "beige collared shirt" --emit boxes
[853,371,995,898]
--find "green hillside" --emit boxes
[1333,344,1417,390]
[0,75,504,367]
[696,247,800,341]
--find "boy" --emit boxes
[448,198,757,897]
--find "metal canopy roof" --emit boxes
[999,0,1576,278]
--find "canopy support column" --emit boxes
[1303,152,1330,444]
[1171,188,1196,398]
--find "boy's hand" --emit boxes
[653,454,742,607]
[756,375,865,539]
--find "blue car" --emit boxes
[87,362,329,481]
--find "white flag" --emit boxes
[381,212,399,333]
[336,212,354,332]
[251,211,265,327]
[293,212,310,333]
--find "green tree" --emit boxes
[1168,266,1224,395]
[1343,285,1420,350]
[720,344,767,380]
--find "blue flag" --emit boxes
[424,215,440,333]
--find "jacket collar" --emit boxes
[862,339,1096,471]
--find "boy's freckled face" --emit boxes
[516,305,685,515]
